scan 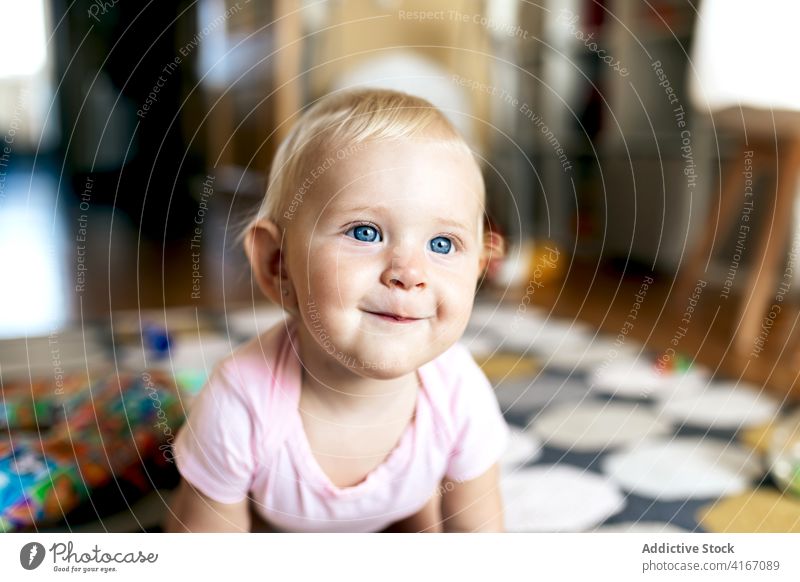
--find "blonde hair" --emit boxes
[247,88,482,231]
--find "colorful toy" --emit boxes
[0,370,195,531]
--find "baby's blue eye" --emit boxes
[347,224,381,242]
[429,236,453,254]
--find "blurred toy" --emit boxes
[528,240,564,286]
[143,323,172,360]
[655,351,693,375]
[0,369,192,531]
[0,372,96,430]
[768,408,800,497]
[492,238,565,291]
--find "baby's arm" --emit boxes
[164,478,250,533]
[383,493,443,532]
[440,463,504,532]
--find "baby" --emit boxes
[167,89,509,533]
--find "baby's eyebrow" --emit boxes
[331,204,474,233]
[436,217,474,233]
[333,204,379,215]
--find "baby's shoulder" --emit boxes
[204,321,297,416]
[424,342,492,409]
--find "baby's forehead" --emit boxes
[311,137,482,186]
[284,136,485,231]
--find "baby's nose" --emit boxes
[381,252,426,290]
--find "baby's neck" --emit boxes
[300,370,418,422]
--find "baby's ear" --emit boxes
[480,224,505,272]
[244,218,297,310]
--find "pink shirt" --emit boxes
[174,319,509,532]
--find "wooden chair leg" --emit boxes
[735,137,800,355]
[674,143,751,305]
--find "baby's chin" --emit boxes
[346,358,420,381]
[336,349,423,380]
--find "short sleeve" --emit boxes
[444,345,510,482]
[173,366,256,504]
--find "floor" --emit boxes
[9,299,799,533]
[496,258,800,402]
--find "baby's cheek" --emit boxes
[437,292,473,335]
[305,253,342,292]
[446,270,479,309]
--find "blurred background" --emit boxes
[2,0,800,533]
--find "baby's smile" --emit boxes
[360,298,434,322]
[363,310,428,324]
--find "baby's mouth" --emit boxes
[364,311,425,324]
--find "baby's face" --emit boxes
[284,138,485,378]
